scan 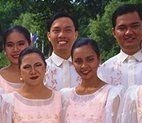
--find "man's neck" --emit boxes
[54,51,70,60]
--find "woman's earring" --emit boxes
[20,77,23,81]
[4,52,6,55]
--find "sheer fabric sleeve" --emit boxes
[0,75,4,94]
[0,88,4,94]
[60,88,73,105]
[105,85,125,123]
[0,94,13,123]
[120,85,138,123]
[60,88,73,122]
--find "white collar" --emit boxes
[51,52,72,66]
[119,49,142,62]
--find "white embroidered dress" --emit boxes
[0,74,24,93]
[60,84,124,123]
[0,90,62,123]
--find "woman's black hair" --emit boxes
[18,47,46,68]
[3,25,31,48]
[71,37,100,59]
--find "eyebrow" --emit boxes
[117,22,141,26]
[52,25,73,28]
[6,40,26,44]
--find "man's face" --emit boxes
[47,17,78,56]
[112,11,142,55]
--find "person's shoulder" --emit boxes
[45,56,54,69]
[0,66,9,81]
[101,54,119,65]
[0,92,14,103]
[50,90,62,102]
[60,88,74,104]
[60,88,74,97]
[0,66,8,74]
[45,56,52,63]
[107,84,125,98]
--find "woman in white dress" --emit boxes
[60,37,124,123]
[0,47,62,123]
[0,25,31,93]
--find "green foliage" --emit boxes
[0,52,9,68]
[129,0,142,3]
[0,0,30,30]
[13,13,40,32]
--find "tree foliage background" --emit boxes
[0,0,141,67]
